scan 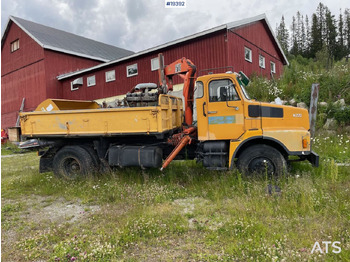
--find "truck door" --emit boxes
[204,78,245,140]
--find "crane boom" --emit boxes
[158,53,197,126]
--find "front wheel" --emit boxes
[53,146,96,179]
[236,144,287,178]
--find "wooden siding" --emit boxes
[1,22,45,75]
[44,50,102,99]
[1,23,107,128]
[60,31,228,100]
[1,60,46,127]
[227,21,284,78]
[1,22,45,128]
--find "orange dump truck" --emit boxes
[19,55,318,179]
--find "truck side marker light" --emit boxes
[302,138,308,148]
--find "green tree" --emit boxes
[335,10,347,60]
[325,8,337,68]
[276,15,289,54]
[304,15,311,57]
[290,16,299,55]
[316,2,326,46]
[345,8,350,57]
[300,14,307,55]
[310,13,322,57]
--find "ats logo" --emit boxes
[311,241,341,254]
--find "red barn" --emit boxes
[57,14,288,103]
[1,16,133,128]
[1,14,288,129]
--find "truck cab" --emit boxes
[194,72,319,175]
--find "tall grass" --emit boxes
[2,133,350,261]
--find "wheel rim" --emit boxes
[62,157,82,178]
[248,157,275,176]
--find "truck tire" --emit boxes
[53,146,95,179]
[236,144,287,178]
[80,145,100,171]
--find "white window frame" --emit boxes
[244,47,252,62]
[259,55,265,69]
[270,62,276,74]
[11,39,20,52]
[71,77,83,91]
[87,75,96,87]
[105,70,116,82]
[151,56,164,71]
[127,63,138,77]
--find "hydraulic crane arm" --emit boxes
[158,53,197,126]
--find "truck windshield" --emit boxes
[240,85,251,100]
[237,78,251,100]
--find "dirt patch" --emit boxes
[23,195,100,224]
[172,197,209,215]
[1,195,100,260]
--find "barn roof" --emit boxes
[57,13,288,80]
[1,16,134,62]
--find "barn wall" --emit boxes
[1,22,46,128]
[1,60,46,127]
[227,21,284,78]
[1,22,105,128]
[60,31,228,100]
[44,50,102,99]
[1,22,45,75]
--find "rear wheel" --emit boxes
[237,144,287,178]
[80,145,100,171]
[53,146,95,179]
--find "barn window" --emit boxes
[87,75,96,87]
[244,47,252,62]
[259,55,265,68]
[10,39,20,52]
[270,62,276,74]
[71,77,83,91]
[151,56,164,71]
[105,70,116,82]
[127,63,138,77]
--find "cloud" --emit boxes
[2,0,349,53]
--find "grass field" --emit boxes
[1,133,350,261]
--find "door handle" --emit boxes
[202,102,207,117]
[207,111,217,114]
[226,100,239,111]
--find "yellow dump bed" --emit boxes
[20,95,183,137]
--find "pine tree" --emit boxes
[300,15,306,55]
[316,3,326,46]
[276,16,289,54]
[335,10,346,60]
[290,16,299,55]
[345,8,350,56]
[325,8,337,68]
[305,15,311,57]
[310,13,322,57]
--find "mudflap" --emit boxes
[306,151,319,167]
[40,156,53,173]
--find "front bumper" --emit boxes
[306,151,319,167]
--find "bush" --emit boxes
[333,106,350,125]
[245,58,350,108]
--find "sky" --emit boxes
[1,0,349,53]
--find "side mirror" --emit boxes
[239,71,250,86]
